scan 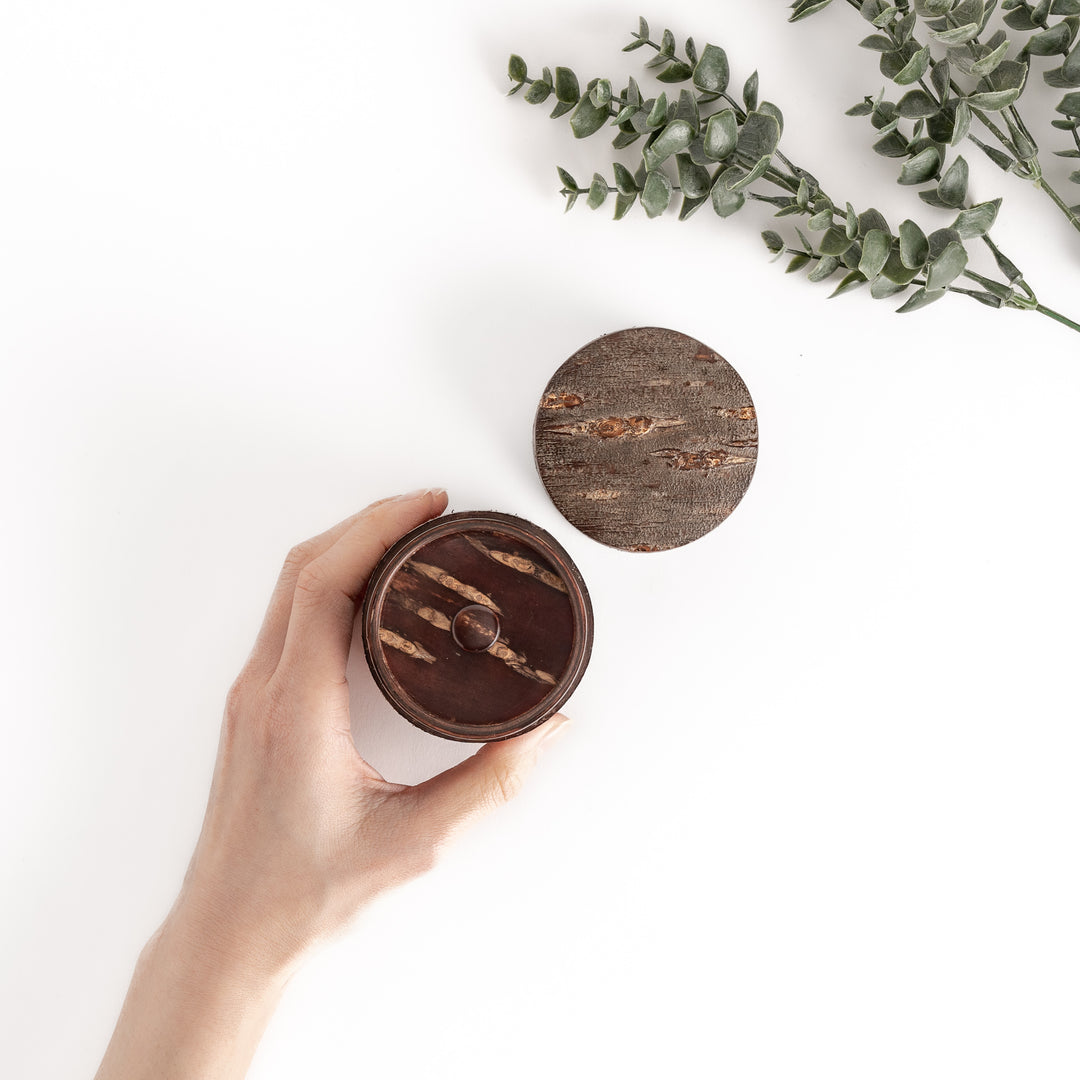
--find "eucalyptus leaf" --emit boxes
[704,109,739,160]
[808,254,842,281]
[761,230,785,253]
[587,175,609,209]
[556,166,578,192]
[644,119,696,167]
[899,219,929,268]
[898,146,941,184]
[829,270,868,298]
[693,44,731,92]
[677,153,712,198]
[930,22,980,44]
[570,94,610,138]
[937,155,970,206]
[657,62,695,83]
[952,197,1002,237]
[787,253,812,273]
[524,80,553,104]
[896,286,947,312]
[744,70,760,111]
[731,155,773,191]
[613,162,638,194]
[925,241,968,290]
[820,227,855,255]
[508,55,527,83]
[899,89,939,118]
[641,170,673,218]
[711,169,747,217]
[859,229,892,278]
[554,67,580,103]
[1026,23,1074,55]
[737,111,782,158]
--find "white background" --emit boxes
[2,1,1078,1077]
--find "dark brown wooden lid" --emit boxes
[534,326,758,552]
[361,512,593,742]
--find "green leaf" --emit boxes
[679,194,709,219]
[899,89,939,117]
[644,119,696,167]
[847,97,876,116]
[789,0,836,20]
[570,94,610,138]
[925,241,968,290]
[647,92,669,129]
[808,255,842,281]
[860,34,895,50]
[743,70,760,111]
[612,129,641,149]
[892,46,932,85]
[820,227,855,256]
[641,170,673,218]
[554,67,580,103]
[896,286,947,312]
[613,192,637,219]
[704,109,739,160]
[937,155,969,206]
[1026,23,1074,55]
[587,175,608,209]
[737,111,782,158]
[508,55,527,83]
[859,229,893,278]
[590,78,612,108]
[808,209,834,230]
[846,203,859,240]
[898,146,942,183]
[870,275,910,299]
[711,167,747,217]
[1052,0,1080,14]
[730,155,773,191]
[927,227,962,259]
[952,197,1001,237]
[676,153,712,198]
[675,89,700,130]
[657,62,695,83]
[881,248,922,284]
[968,38,1010,77]
[524,80,552,104]
[549,100,574,119]
[758,101,785,138]
[613,162,638,194]
[932,58,952,99]
[556,166,578,192]
[693,44,730,92]
[761,230,785,254]
[1057,91,1080,115]
[829,270,867,298]
[563,191,579,213]
[952,99,973,145]
[787,253,812,273]
[899,219,929,268]
[930,22,980,44]
[968,76,1025,110]
[858,208,890,236]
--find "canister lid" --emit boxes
[534,326,758,552]
[361,511,593,742]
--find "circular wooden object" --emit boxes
[534,327,758,553]
[361,512,593,743]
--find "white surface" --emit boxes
[1,2,1078,1077]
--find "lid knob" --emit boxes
[451,604,501,653]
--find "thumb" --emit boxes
[409,714,571,841]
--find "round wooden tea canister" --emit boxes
[361,511,593,742]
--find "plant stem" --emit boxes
[1035,304,1080,333]
[1034,176,1080,235]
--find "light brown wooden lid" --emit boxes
[533,327,758,552]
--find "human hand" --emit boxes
[95,490,570,1079]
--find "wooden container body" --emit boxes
[361,512,593,742]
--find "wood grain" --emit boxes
[361,513,593,743]
[533,327,758,552]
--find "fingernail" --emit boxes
[536,712,571,748]
[394,487,446,502]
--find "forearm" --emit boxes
[94,905,293,1080]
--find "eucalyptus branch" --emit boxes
[507,17,1079,334]
[791,0,1080,236]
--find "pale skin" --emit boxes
[95,489,570,1079]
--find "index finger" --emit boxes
[275,488,448,687]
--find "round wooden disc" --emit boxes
[533,327,758,553]
[361,512,593,743]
